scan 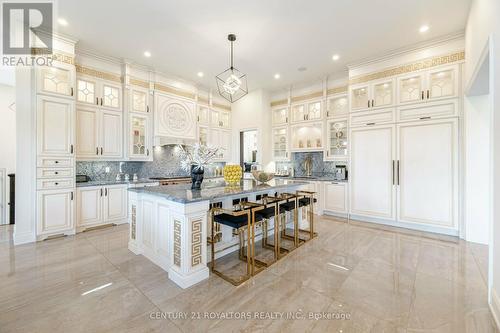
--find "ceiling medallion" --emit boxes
[216,34,248,103]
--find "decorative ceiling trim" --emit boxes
[327,86,348,96]
[212,102,231,112]
[197,97,209,106]
[31,49,75,65]
[154,83,196,100]
[291,91,323,104]
[270,99,288,108]
[129,77,149,89]
[349,50,465,85]
[76,64,123,83]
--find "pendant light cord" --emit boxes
[230,40,234,70]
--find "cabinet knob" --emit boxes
[54,171,59,175]
[54,160,59,164]
[55,182,59,185]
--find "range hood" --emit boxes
[153,135,196,147]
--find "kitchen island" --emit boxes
[127,178,307,288]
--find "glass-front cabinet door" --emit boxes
[326,119,348,160]
[129,114,150,159]
[427,65,458,101]
[327,95,348,118]
[307,101,322,120]
[372,80,393,108]
[350,84,369,111]
[219,111,231,128]
[37,63,75,98]
[198,106,210,125]
[272,127,289,161]
[272,107,288,125]
[76,77,97,106]
[290,122,323,151]
[101,82,122,110]
[210,109,220,127]
[398,74,424,104]
[291,104,306,122]
[198,126,208,146]
[131,88,149,113]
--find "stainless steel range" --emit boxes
[149,177,191,186]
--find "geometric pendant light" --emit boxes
[215,34,248,103]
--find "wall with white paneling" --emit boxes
[464,94,490,244]
[0,83,15,225]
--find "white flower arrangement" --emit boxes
[178,143,223,172]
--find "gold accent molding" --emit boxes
[76,64,123,83]
[349,51,465,85]
[291,91,323,104]
[130,77,149,89]
[327,85,348,95]
[270,85,348,108]
[154,83,196,100]
[191,220,202,267]
[212,102,231,112]
[30,49,75,65]
[198,97,209,106]
[270,99,288,108]
[174,220,181,267]
[131,205,137,240]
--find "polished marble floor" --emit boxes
[0,216,498,333]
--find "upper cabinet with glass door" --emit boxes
[76,74,123,111]
[197,105,210,125]
[397,64,459,105]
[129,113,152,161]
[326,94,348,118]
[36,62,75,99]
[272,126,290,161]
[210,109,231,129]
[272,106,288,126]
[325,119,348,160]
[291,100,323,123]
[350,78,394,112]
[130,86,150,113]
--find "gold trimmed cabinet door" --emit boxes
[37,95,74,157]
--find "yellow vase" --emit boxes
[223,165,242,185]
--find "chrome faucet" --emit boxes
[303,155,313,177]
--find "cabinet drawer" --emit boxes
[350,108,395,127]
[37,167,74,179]
[37,156,74,167]
[37,178,75,190]
[397,99,458,122]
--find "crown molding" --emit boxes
[347,30,465,70]
[75,46,123,65]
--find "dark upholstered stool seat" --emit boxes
[299,197,318,207]
[255,207,276,220]
[214,212,262,229]
[279,201,296,213]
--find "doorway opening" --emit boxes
[239,130,258,173]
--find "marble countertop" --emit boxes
[76,179,160,187]
[275,176,348,182]
[128,178,307,204]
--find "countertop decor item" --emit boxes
[251,171,275,183]
[223,164,243,185]
[178,144,223,190]
[215,34,248,103]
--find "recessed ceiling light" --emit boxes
[274,73,280,79]
[332,54,340,61]
[143,51,151,58]
[197,72,204,77]
[419,25,429,33]
[57,18,68,26]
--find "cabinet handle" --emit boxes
[427,90,430,99]
[96,97,99,105]
[96,147,99,155]
[71,192,74,201]
[100,188,103,196]
[372,99,375,107]
[419,116,431,120]
[367,100,370,108]
[392,160,395,185]
[70,144,74,154]
[100,147,103,155]
[397,160,400,186]
[105,188,108,196]
[146,105,149,113]
[366,122,375,126]
[331,182,339,185]
[147,149,149,156]
[70,88,74,96]
[285,117,288,123]
[421,91,425,100]
[100,98,103,106]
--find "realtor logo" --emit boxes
[2,2,53,55]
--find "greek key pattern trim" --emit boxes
[130,77,150,89]
[30,49,75,65]
[131,205,137,240]
[198,97,209,106]
[270,85,348,107]
[76,64,123,83]
[154,83,196,100]
[191,220,202,267]
[349,51,465,85]
[173,220,181,267]
[212,102,232,112]
[270,99,288,107]
[291,91,323,104]
[327,86,348,95]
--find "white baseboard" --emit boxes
[169,266,209,289]
[490,288,500,331]
[13,230,36,245]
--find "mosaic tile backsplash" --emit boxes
[275,151,348,177]
[76,145,225,181]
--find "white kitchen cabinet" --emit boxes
[37,189,75,237]
[397,64,459,106]
[350,124,396,220]
[290,122,324,151]
[37,62,75,99]
[129,113,152,160]
[209,128,231,160]
[272,126,290,161]
[291,100,323,123]
[397,99,458,122]
[272,107,289,125]
[350,78,394,112]
[326,94,348,118]
[76,105,123,160]
[37,95,75,157]
[198,105,210,125]
[77,184,128,231]
[198,125,209,146]
[76,75,123,111]
[130,86,150,113]
[154,92,196,140]
[211,109,231,128]
[396,118,458,229]
[324,182,348,215]
[349,108,395,128]
[325,119,348,160]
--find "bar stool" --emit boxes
[209,202,265,286]
[278,193,305,249]
[296,190,318,241]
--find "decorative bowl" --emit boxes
[251,171,275,183]
[223,165,242,185]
